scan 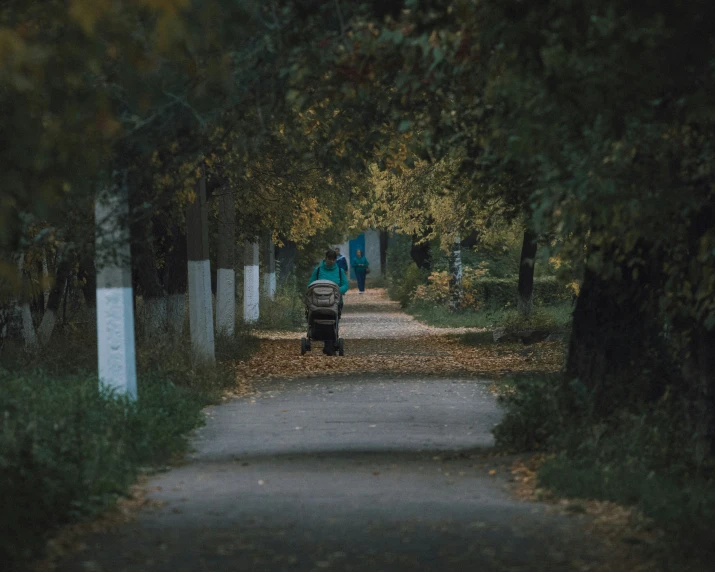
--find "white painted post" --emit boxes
[243,239,260,323]
[262,234,276,300]
[186,175,216,364]
[95,176,138,399]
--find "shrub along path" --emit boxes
[50,289,653,572]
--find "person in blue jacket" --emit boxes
[334,247,349,274]
[308,249,349,354]
[351,249,369,294]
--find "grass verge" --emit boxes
[408,301,573,331]
[1,321,260,571]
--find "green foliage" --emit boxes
[386,233,413,285]
[474,277,574,308]
[256,283,305,332]
[494,372,715,562]
[392,263,427,308]
[0,369,208,569]
[386,233,427,306]
[0,314,260,570]
[408,273,574,312]
[501,305,573,334]
[493,375,569,452]
[409,301,573,331]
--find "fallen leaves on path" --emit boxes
[229,336,565,393]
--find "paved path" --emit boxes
[55,289,628,572]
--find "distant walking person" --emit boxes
[351,249,369,294]
[335,247,348,274]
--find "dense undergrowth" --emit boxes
[0,314,260,571]
[493,373,715,570]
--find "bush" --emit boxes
[492,374,569,452]
[256,286,305,331]
[406,269,575,312]
[391,262,428,307]
[493,373,715,563]
[472,276,574,308]
[501,305,573,334]
[0,370,208,569]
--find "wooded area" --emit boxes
[1,1,714,569]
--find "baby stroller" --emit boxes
[301,280,345,356]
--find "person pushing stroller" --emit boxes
[303,249,349,355]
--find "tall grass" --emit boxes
[409,301,573,331]
[0,299,265,570]
[0,369,210,568]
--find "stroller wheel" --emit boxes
[338,338,345,356]
[300,337,309,355]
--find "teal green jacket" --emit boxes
[308,261,349,295]
[351,255,369,274]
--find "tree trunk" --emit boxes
[517,229,538,316]
[95,174,138,399]
[243,239,260,323]
[262,231,276,300]
[277,241,298,287]
[186,174,216,364]
[133,218,167,338]
[448,236,463,312]
[42,252,50,310]
[37,255,72,346]
[216,191,236,336]
[17,253,38,351]
[410,235,431,271]
[682,326,715,464]
[165,225,188,337]
[565,258,662,417]
[78,254,96,326]
[379,230,389,277]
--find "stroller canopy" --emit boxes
[305,280,341,314]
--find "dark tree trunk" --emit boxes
[164,225,188,296]
[78,255,96,310]
[461,230,480,249]
[410,235,431,271]
[164,224,188,336]
[565,255,665,417]
[277,241,298,286]
[683,326,715,464]
[132,218,167,336]
[681,203,715,462]
[379,230,389,277]
[517,230,538,315]
[37,256,72,345]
